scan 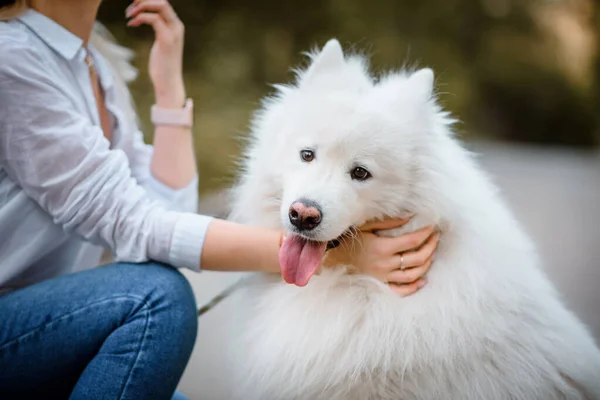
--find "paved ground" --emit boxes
[177,140,600,399]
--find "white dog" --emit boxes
[225,39,600,400]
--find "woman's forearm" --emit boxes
[200,219,283,274]
[126,0,196,189]
[149,84,198,189]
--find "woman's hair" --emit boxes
[0,0,27,21]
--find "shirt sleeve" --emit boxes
[92,42,199,215]
[120,126,199,214]
[0,41,212,271]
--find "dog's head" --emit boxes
[245,39,453,285]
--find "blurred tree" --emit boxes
[98,0,599,192]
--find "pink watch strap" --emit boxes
[150,98,194,128]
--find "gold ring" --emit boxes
[400,254,406,271]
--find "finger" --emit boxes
[126,0,178,24]
[127,0,178,23]
[359,215,413,233]
[386,255,433,284]
[388,279,427,297]
[399,232,440,267]
[378,225,436,255]
[127,12,169,35]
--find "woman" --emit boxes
[0,0,439,398]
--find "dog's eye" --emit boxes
[351,166,371,181]
[300,149,314,162]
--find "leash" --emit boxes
[197,276,250,317]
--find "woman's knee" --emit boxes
[104,262,198,343]
[146,263,198,352]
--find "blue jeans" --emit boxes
[0,262,198,400]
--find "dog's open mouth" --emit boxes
[279,229,353,287]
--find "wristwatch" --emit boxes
[150,98,194,128]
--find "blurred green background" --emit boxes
[97,0,600,195]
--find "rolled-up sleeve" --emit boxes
[0,42,211,271]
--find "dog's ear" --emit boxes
[406,68,434,102]
[299,39,345,86]
[375,68,435,109]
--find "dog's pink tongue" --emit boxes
[279,235,327,287]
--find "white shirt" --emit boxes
[0,10,213,294]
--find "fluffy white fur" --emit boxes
[224,39,600,400]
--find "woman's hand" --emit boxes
[324,217,440,296]
[126,0,186,107]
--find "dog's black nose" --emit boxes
[289,199,322,231]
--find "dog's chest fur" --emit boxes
[228,252,591,400]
